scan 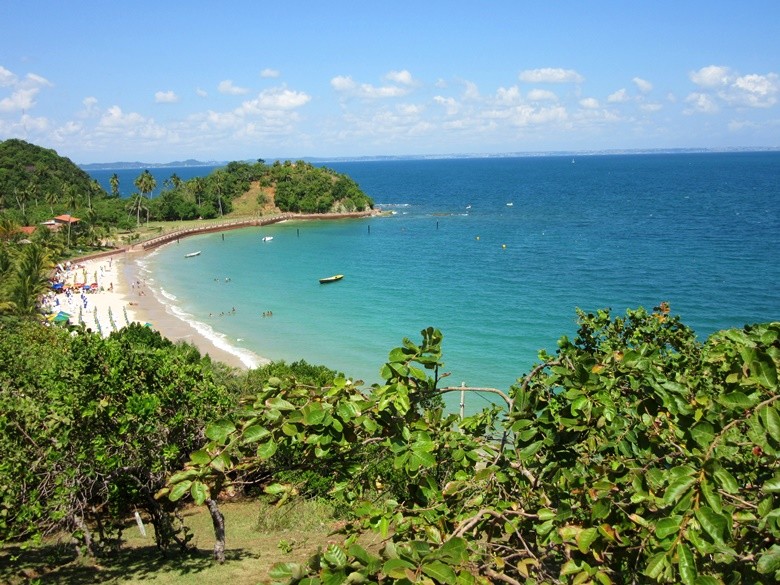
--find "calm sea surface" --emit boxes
[88,153,780,411]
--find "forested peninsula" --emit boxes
[1,140,779,585]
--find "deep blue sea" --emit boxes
[88,153,780,412]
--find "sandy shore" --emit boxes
[53,251,256,370]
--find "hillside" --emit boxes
[0,139,97,203]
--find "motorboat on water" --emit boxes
[261,236,274,242]
[319,274,344,284]
[185,251,201,258]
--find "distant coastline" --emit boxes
[78,146,780,171]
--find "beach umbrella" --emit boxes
[52,311,71,323]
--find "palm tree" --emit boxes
[109,173,120,198]
[127,193,145,226]
[190,177,206,207]
[134,170,157,201]
[4,243,52,316]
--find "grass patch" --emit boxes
[0,498,355,585]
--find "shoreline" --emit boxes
[61,211,379,372]
[121,251,262,370]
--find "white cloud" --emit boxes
[218,80,250,95]
[0,65,18,86]
[633,77,653,93]
[330,74,411,99]
[495,86,522,105]
[640,103,663,113]
[687,66,779,111]
[237,87,311,113]
[684,92,718,114]
[433,95,459,116]
[0,87,40,112]
[331,76,356,92]
[260,68,280,78]
[579,97,600,109]
[527,89,558,102]
[690,65,732,88]
[519,68,584,84]
[195,88,208,98]
[607,88,629,103]
[385,70,414,85]
[728,73,779,107]
[155,90,179,103]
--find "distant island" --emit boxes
[78,146,780,170]
[79,159,226,171]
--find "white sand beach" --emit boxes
[48,252,252,370]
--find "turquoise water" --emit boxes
[111,153,779,411]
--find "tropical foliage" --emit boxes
[162,306,780,584]
[0,318,237,553]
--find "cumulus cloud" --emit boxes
[218,80,250,95]
[633,77,653,93]
[684,92,718,114]
[260,68,280,78]
[195,88,208,97]
[690,65,732,88]
[688,65,779,110]
[155,90,179,103]
[527,89,558,102]
[433,95,459,116]
[385,70,414,85]
[519,68,584,84]
[579,97,600,109]
[607,88,629,103]
[237,87,311,113]
[0,65,17,86]
[330,73,412,99]
[495,86,522,105]
[0,67,52,112]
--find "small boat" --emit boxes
[261,236,273,242]
[506,202,514,207]
[319,274,344,284]
[185,251,201,258]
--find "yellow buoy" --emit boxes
[502,244,507,249]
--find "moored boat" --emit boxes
[261,236,273,242]
[319,274,344,284]
[185,251,201,258]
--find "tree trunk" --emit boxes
[205,498,226,563]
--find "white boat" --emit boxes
[184,251,201,258]
[261,236,273,242]
[506,202,514,207]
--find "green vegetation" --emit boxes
[0,139,373,253]
[1,306,778,584]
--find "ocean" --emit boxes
[88,153,780,412]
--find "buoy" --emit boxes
[476,236,480,240]
[502,244,507,249]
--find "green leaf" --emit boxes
[241,424,269,444]
[266,397,296,411]
[205,419,236,443]
[190,480,209,505]
[268,562,298,580]
[421,560,457,583]
[656,516,682,539]
[168,479,192,502]
[693,576,721,585]
[717,391,756,410]
[712,466,739,494]
[576,527,599,554]
[189,449,211,465]
[763,405,780,443]
[644,551,668,580]
[434,537,468,563]
[383,558,416,579]
[257,439,278,460]
[757,545,780,575]
[302,402,326,426]
[762,474,780,494]
[323,544,347,569]
[663,475,696,507]
[264,483,288,495]
[677,543,696,585]
[694,506,728,544]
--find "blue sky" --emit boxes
[1,1,778,163]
